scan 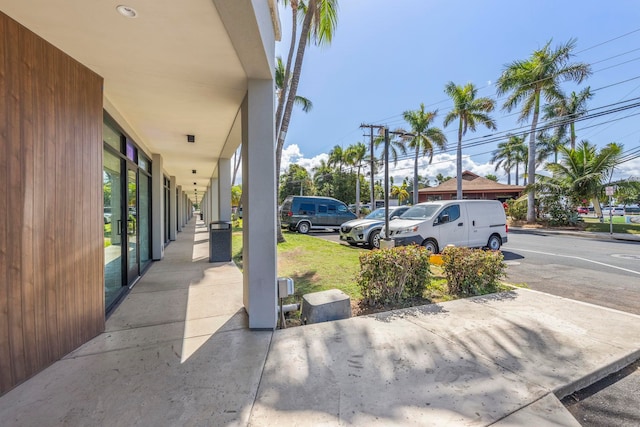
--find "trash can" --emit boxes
[209,221,232,262]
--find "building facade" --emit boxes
[418,171,525,202]
[1,0,279,395]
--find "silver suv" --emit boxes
[339,206,409,249]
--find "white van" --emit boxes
[380,200,508,253]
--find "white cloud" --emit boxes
[281,144,328,174]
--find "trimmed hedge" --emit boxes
[441,246,506,296]
[357,245,431,306]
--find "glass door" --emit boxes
[104,151,125,309]
[127,166,139,284]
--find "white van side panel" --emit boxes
[468,201,507,247]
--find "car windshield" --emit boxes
[365,208,386,219]
[400,204,440,220]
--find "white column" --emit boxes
[169,176,177,240]
[210,177,219,222]
[177,185,183,232]
[242,79,277,330]
[152,154,164,260]
[218,158,232,222]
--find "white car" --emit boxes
[602,206,625,216]
[339,206,409,249]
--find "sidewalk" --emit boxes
[1,219,639,426]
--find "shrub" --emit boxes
[357,245,431,306]
[506,198,526,220]
[441,247,506,296]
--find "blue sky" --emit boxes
[275,0,640,184]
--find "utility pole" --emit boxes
[360,123,397,248]
[360,124,377,210]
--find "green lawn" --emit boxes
[231,229,463,308]
[233,229,364,300]
[581,216,640,234]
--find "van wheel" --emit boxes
[422,239,439,254]
[487,234,502,251]
[368,230,381,249]
[297,222,310,234]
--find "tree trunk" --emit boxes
[413,147,419,205]
[275,1,298,137]
[515,162,519,186]
[506,167,511,185]
[570,121,576,151]
[276,1,314,244]
[232,149,241,186]
[526,91,541,223]
[456,119,463,200]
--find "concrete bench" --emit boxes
[301,289,351,325]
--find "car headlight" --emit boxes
[353,226,363,232]
[398,225,419,234]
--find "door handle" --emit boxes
[473,220,476,226]
[117,220,123,235]
[458,222,463,227]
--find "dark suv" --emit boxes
[280,196,356,233]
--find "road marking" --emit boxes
[509,247,640,276]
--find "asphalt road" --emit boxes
[504,230,640,315]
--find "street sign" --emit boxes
[605,186,614,196]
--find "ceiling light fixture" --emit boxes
[187,135,195,143]
[116,5,138,18]
[192,170,197,174]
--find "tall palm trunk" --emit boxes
[275,1,298,137]
[275,1,315,243]
[456,119,463,200]
[506,167,511,185]
[570,122,576,150]
[515,162,519,186]
[413,147,419,205]
[526,91,541,222]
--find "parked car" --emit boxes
[577,206,589,215]
[380,200,508,253]
[280,195,356,234]
[104,207,112,224]
[602,206,625,216]
[339,206,410,249]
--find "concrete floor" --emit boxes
[1,219,640,426]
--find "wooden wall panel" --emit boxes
[0,12,105,395]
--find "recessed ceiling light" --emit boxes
[116,5,138,18]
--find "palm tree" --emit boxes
[490,140,516,185]
[391,180,410,204]
[536,131,567,164]
[312,159,333,196]
[443,82,497,199]
[345,142,367,215]
[275,0,338,242]
[276,56,313,113]
[496,39,591,222]
[510,135,527,185]
[402,104,447,204]
[327,145,346,173]
[543,87,592,150]
[540,141,622,218]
